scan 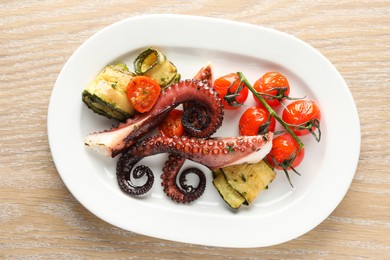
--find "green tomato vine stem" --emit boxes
[237,72,304,154]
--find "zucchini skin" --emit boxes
[213,169,246,209]
[82,90,132,121]
[82,63,135,122]
[133,48,180,88]
[212,160,276,209]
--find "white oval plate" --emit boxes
[48,14,360,248]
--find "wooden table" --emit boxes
[1,1,389,258]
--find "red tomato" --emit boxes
[266,132,304,171]
[127,76,161,113]
[158,109,184,137]
[213,73,249,110]
[282,100,321,139]
[239,106,276,136]
[253,72,290,108]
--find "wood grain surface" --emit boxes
[1,0,389,259]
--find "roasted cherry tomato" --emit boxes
[282,100,321,140]
[253,72,290,108]
[213,73,248,110]
[127,75,161,113]
[266,132,304,171]
[158,109,184,137]
[239,106,276,136]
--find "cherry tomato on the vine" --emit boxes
[282,100,321,140]
[266,132,304,171]
[127,75,161,113]
[239,106,276,136]
[158,109,184,137]
[213,73,248,110]
[253,72,290,108]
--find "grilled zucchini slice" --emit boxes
[212,160,276,209]
[134,48,180,88]
[82,63,136,121]
[213,169,245,209]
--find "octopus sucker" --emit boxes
[116,160,154,196]
[116,133,273,198]
[161,155,206,203]
[85,79,224,157]
[159,63,215,203]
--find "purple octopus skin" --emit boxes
[161,154,206,203]
[85,79,224,157]
[116,133,273,197]
[159,64,213,203]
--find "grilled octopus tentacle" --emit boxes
[161,154,206,203]
[162,100,211,203]
[116,133,273,197]
[85,79,224,157]
[160,64,214,203]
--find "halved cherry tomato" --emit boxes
[282,100,321,140]
[158,109,184,137]
[253,72,290,108]
[239,106,276,136]
[266,132,304,171]
[213,73,248,110]
[127,76,161,113]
